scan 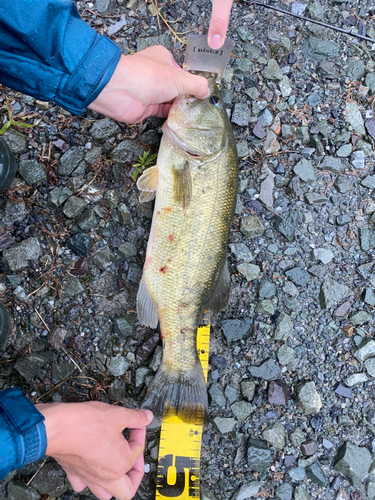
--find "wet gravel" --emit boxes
[1,0,375,499]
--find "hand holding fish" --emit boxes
[88,45,209,124]
[208,0,234,48]
[36,402,153,500]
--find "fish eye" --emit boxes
[210,95,220,106]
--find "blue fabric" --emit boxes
[0,388,47,480]
[0,0,121,114]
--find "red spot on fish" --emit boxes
[159,266,168,273]
[164,207,172,212]
[182,303,187,307]
[168,235,174,241]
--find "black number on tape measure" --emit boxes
[157,454,200,497]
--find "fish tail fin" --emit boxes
[141,361,208,424]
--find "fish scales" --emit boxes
[137,74,238,422]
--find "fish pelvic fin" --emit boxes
[137,165,158,203]
[173,160,192,212]
[141,361,208,424]
[137,277,158,328]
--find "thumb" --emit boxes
[176,70,210,99]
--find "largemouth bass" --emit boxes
[136,73,238,422]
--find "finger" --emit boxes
[66,472,87,492]
[127,427,146,459]
[208,0,233,49]
[117,408,153,430]
[142,103,173,121]
[85,481,113,500]
[175,71,209,99]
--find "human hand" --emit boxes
[36,401,153,500]
[208,0,234,49]
[88,45,209,124]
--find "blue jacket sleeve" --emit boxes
[0,0,121,114]
[0,388,47,480]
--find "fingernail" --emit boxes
[210,34,222,49]
[144,409,153,421]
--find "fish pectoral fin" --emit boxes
[204,260,231,316]
[137,277,158,328]
[173,160,192,211]
[137,165,158,199]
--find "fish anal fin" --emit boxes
[173,160,192,211]
[137,165,158,195]
[136,277,158,329]
[204,260,231,316]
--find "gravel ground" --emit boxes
[1,0,375,499]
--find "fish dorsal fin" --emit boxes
[173,160,192,211]
[137,165,158,192]
[137,276,158,328]
[204,260,231,316]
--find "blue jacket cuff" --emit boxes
[0,388,47,480]
[55,34,121,115]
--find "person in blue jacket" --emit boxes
[0,1,233,499]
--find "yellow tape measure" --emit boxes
[155,324,210,499]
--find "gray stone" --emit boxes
[108,378,127,401]
[360,227,375,251]
[297,381,322,414]
[274,209,301,242]
[115,315,136,338]
[142,130,162,147]
[61,277,84,298]
[236,141,249,158]
[258,109,274,127]
[90,118,121,141]
[259,279,276,299]
[363,288,375,306]
[118,241,137,261]
[259,173,274,208]
[282,124,294,139]
[85,146,102,164]
[136,34,171,52]
[95,0,116,12]
[18,160,46,184]
[320,280,351,309]
[48,187,73,208]
[224,385,239,404]
[241,380,256,402]
[365,358,375,378]
[344,102,365,136]
[110,140,144,162]
[350,150,365,169]
[66,233,93,257]
[237,262,260,281]
[361,175,375,189]
[290,428,305,447]
[263,422,286,450]
[289,467,306,481]
[221,317,251,342]
[118,203,132,226]
[337,213,352,226]
[240,215,265,239]
[214,417,236,434]
[305,36,339,61]
[317,120,333,138]
[232,103,251,126]
[262,130,281,155]
[283,281,299,297]
[249,358,281,381]
[285,267,309,287]
[109,354,130,376]
[247,438,272,472]
[263,59,283,80]
[209,383,226,407]
[255,299,275,316]
[345,373,368,386]
[230,243,254,262]
[1,199,28,224]
[275,483,293,500]
[313,248,334,264]
[293,159,316,182]
[354,338,375,362]
[3,129,27,153]
[334,441,372,488]
[335,176,354,194]
[91,246,112,270]
[304,192,328,205]
[366,73,375,95]
[296,127,310,144]
[346,57,366,81]
[350,310,371,325]
[308,92,321,107]
[278,345,297,367]
[3,237,41,271]
[306,461,328,486]
[233,482,262,500]
[58,146,85,176]
[293,486,311,500]
[7,481,40,500]
[14,354,46,382]
[275,313,293,341]
[52,359,76,383]
[336,144,352,158]
[136,367,152,387]
[231,401,254,421]
[48,327,68,350]
[77,209,97,230]
[103,188,120,209]
[367,481,375,500]
[279,76,292,97]
[30,461,68,496]
[63,196,88,218]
